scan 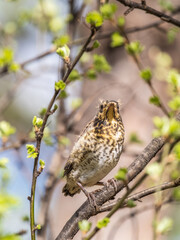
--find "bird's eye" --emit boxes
[100,104,104,112]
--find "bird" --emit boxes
[62,100,124,206]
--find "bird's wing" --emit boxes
[63,121,94,177]
[64,160,74,176]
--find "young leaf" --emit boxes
[86,69,97,80]
[56,45,70,58]
[111,32,125,48]
[86,11,103,27]
[0,121,16,137]
[93,54,111,73]
[129,132,143,144]
[156,217,173,234]
[59,136,70,146]
[149,96,161,107]
[59,90,68,98]
[127,200,136,208]
[55,80,66,91]
[78,220,92,234]
[100,3,117,20]
[118,16,125,27]
[9,62,20,72]
[97,217,110,229]
[0,158,9,168]
[69,69,81,81]
[26,144,38,159]
[71,98,83,110]
[125,41,144,55]
[140,68,152,83]
[53,35,70,47]
[146,162,163,180]
[115,168,127,180]
[32,116,43,128]
[39,159,45,169]
[92,40,100,49]
[168,96,180,111]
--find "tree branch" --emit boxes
[99,178,180,212]
[116,0,180,27]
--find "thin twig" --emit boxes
[1,6,180,77]
[116,0,180,27]
[29,27,97,240]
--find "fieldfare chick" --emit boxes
[62,100,124,204]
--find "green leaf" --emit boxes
[153,116,164,129]
[171,169,179,180]
[140,68,152,83]
[49,17,63,33]
[0,234,21,240]
[55,80,66,91]
[39,159,45,169]
[86,68,97,80]
[53,104,58,112]
[159,0,174,12]
[118,16,125,27]
[0,48,14,67]
[97,217,110,229]
[69,69,81,81]
[167,27,179,43]
[93,54,111,73]
[26,144,37,159]
[167,69,180,88]
[156,217,173,234]
[100,3,117,20]
[127,200,136,208]
[153,117,180,138]
[71,98,83,110]
[4,21,17,35]
[39,108,47,117]
[78,220,92,234]
[59,136,70,146]
[59,90,68,98]
[173,188,180,201]
[125,41,144,55]
[43,127,53,146]
[168,96,180,111]
[0,193,19,215]
[0,121,16,138]
[111,32,125,48]
[129,132,143,144]
[149,96,161,107]
[0,158,9,168]
[22,215,30,222]
[56,45,70,58]
[115,168,127,180]
[173,143,180,160]
[92,40,100,49]
[53,35,70,47]
[8,62,20,72]
[86,11,103,27]
[146,162,163,180]
[32,116,43,127]
[36,224,41,230]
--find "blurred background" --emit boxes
[0,0,180,239]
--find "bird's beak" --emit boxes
[107,104,115,122]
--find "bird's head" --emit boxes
[95,100,122,123]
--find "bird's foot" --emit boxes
[77,181,99,211]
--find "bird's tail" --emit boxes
[62,183,81,197]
